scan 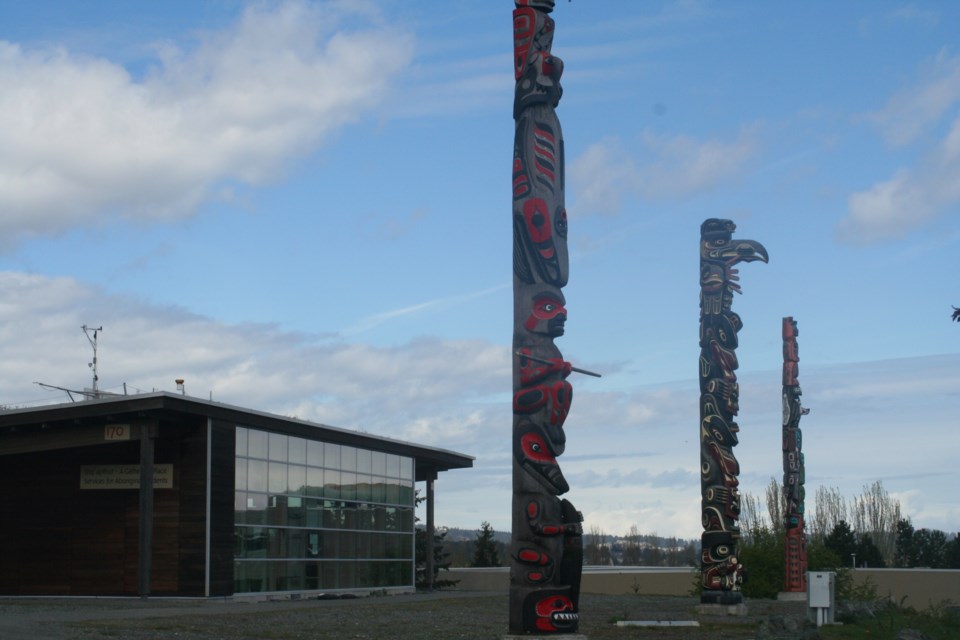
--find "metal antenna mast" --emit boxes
[82,325,103,397]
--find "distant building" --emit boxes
[0,393,472,597]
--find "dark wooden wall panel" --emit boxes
[0,420,213,596]
[208,422,236,596]
[176,420,210,596]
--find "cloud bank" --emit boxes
[0,1,413,245]
[839,51,960,244]
[568,127,759,216]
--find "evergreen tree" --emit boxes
[470,521,502,567]
[824,520,857,567]
[854,533,886,568]
[913,528,948,568]
[894,518,915,567]
[415,527,458,588]
[945,534,960,569]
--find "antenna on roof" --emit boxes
[82,325,103,398]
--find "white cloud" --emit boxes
[864,50,960,147]
[838,116,960,244]
[0,1,414,245]
[569,128,759,216]
[839,51,960,244]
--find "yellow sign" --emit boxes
[80,464,174,490]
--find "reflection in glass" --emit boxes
[235,458,247,491]
[236,427,248,456]
[307,440,323,466]
[268,462,287,494]
[386,454,400,478]
[289,437,307,465]
[324,443,340,469]
[357,448,372,474]
[268,433,288,462]
[248,429,268,459]
[248,460,268,493]
[235,427,417,595]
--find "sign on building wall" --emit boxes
[80,464,174,489]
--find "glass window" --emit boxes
[248,429,268,459]
[234,491,247,517]
[234,427,416,594]
[385,478,400,505]
[307,440,324,467]
[386,454,400,478]
[357,449,372,474]
[268,433,288,462]
[235,458,248,491]
[355,474,372,502]
[269,462,287,494]
[340,446,357,472]
[324,444,341,469]
[340,472,357,501]
[370,478,387,504]
[324,469,341,499]
[288,464,307,495]
[289,437,307,465]
[236,427,248,456]
[399,457,413,481]
[372,451,386,477]
[399,481,414,507]
[248,460,268,493]
[306,467,324,497]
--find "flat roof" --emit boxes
[0,392,474,481]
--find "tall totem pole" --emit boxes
[698,219,768,605]
[510,0,584,634]
[782,317,809,593]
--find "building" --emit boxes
[0,393,473,597]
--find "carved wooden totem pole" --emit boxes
[782,317,809,592]
[698,219,767,605]
[510,0,583,634]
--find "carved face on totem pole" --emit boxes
[514,421,569,495]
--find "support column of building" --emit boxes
[138,421,157,599]
[425,471,436,590]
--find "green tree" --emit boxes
[470,521,502,567]
[621,525,642,566]
[737,525,784,599]
[913,528,948,568]
[945,534,960,569]
[824,520,857,567]
[415,527,458,588]
[854,533,886,568]
[806,537,842,571]
[894,518,914,567]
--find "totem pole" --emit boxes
[698,218,767,605]
[782,317,809,593]
[510,0,584,634]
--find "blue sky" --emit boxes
[1,0,957,539]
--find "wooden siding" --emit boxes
[208,422,237,596]
[0,419,211,596]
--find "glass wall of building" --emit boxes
[234,427,416,593]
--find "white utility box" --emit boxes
[807,571,836,626]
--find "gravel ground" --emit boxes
[0,591,814,640]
